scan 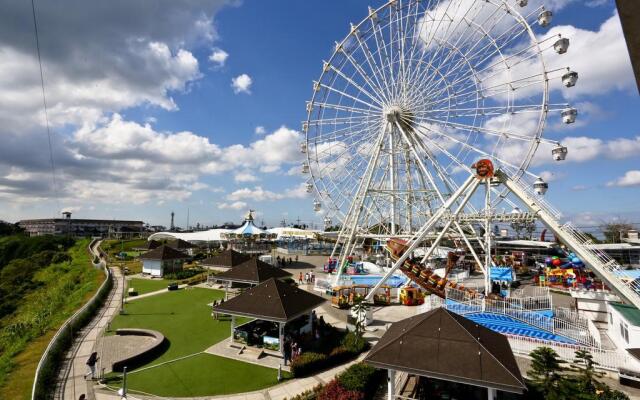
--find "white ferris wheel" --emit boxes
[302,0,581,285]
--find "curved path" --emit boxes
[55,241,124,400]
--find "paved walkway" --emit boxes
[57,263,124,400]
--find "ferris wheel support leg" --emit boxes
[364,174,478,302]
[333,125,388,285]
[419,180,482,269]
[453,222,485,276]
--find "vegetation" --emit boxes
[106,288,285,396]
[290,330,369,377]
[126,278,171,296]
[526,347,630,400]
[0,236,102,398]
[602,221,635,244]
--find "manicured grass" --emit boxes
[108,288,282,396]
[111,288,240,362]
[126,278,171,296]
[109,353,283,397]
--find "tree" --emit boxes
[571,349,603,394]
[527,347,573,399]
[602,221,635,244]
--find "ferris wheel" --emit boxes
[303,0,577,239]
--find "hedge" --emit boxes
[290,332,370,378]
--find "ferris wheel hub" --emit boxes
[383,104,414,130]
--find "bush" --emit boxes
[318,379,363,400]
[290,352,328,377]
[338,363,379,396]
[341,331,369,354]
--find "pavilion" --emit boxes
[364,307,526,400]
[214,258,292,299]
[200,249,251,271]
[212,278,325,359]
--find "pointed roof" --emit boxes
[200,249,251,268]
[168,238,195,249]
[212,278,325,322]
[214,258,291,284]
[140,245,188,261]
[364,308,526,394]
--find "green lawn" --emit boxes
[108,288,283,396]
[110,353,280,397]
[126,278,171,296]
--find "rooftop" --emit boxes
[200,249,251,267]
[364,307,526,394]
[610,302,640,326]
[212,278,325,322]
[139,245,189,261]
[214,258,292,284]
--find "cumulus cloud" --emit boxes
[226,184,309,203]
[608,171,640,187]
[234,171,258,183]
[255,126,266,135]
[231,73,252,94]
[217,201,247,210]
[209,48,229,67]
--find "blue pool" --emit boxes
[348,274,407,288]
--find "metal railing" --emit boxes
[506,335,640,374]
[443,288,600,347]
[32,239,112,400]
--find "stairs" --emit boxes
[500,171,640,310]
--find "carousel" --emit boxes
[220,210,277,254]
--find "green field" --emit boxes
[126,278,171,296]
[108,288,284,396]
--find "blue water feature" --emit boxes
[463,313,576,344]
[348,274,407,288]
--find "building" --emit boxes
[18,212,143,237]
[608,302,640,349]
[140,245,188,277]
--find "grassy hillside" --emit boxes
[0,236,102,399]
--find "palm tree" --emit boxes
[571,350,603,394]
[528,347,572,399]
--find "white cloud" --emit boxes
[234,171,258,183]
[539,171,565,182]
[209,48,229,67]
[255,126,266,135]
[227,186,283,202]
[217,201,247,210]
[231,73,252,94]
[608,171,640,187]
[571,185,589,191]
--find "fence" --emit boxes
[506,335,640,374]
[31,239,113,400]
[442,288,600,348]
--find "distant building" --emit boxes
[18,212,143,237]
[140,245,188,277]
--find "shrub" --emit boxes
[338,363,379,396]
[328,346,353,364]
[318,379,363,400]
[341,331,369,354]
[290,352,328,377]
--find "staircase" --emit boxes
[499,170,640,310]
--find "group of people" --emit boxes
[282,338,303,366]
[298,271,315,285]
[211,298,226,320]
[276,255,297,268]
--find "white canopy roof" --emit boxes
[267,227,320,240]
[148,229,231,242]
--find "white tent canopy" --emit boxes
[148,229,231,243]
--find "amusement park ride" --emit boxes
[301,0,640,309]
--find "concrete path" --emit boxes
[57,265,124,400]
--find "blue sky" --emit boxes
[0,0,637,230]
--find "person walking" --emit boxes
[283,338,292,366]
[84,351,98,380]
[298,272,303,285]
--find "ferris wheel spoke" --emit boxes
[316,83,383,110]
[369,9,396,99]
[322,63,388,107]
[310,102,379,116]
[333,43,391,104]
[351,27,392,102]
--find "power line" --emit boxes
[31,0,60,216]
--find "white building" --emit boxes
[607,302,640,349]
[140,245,188,277]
